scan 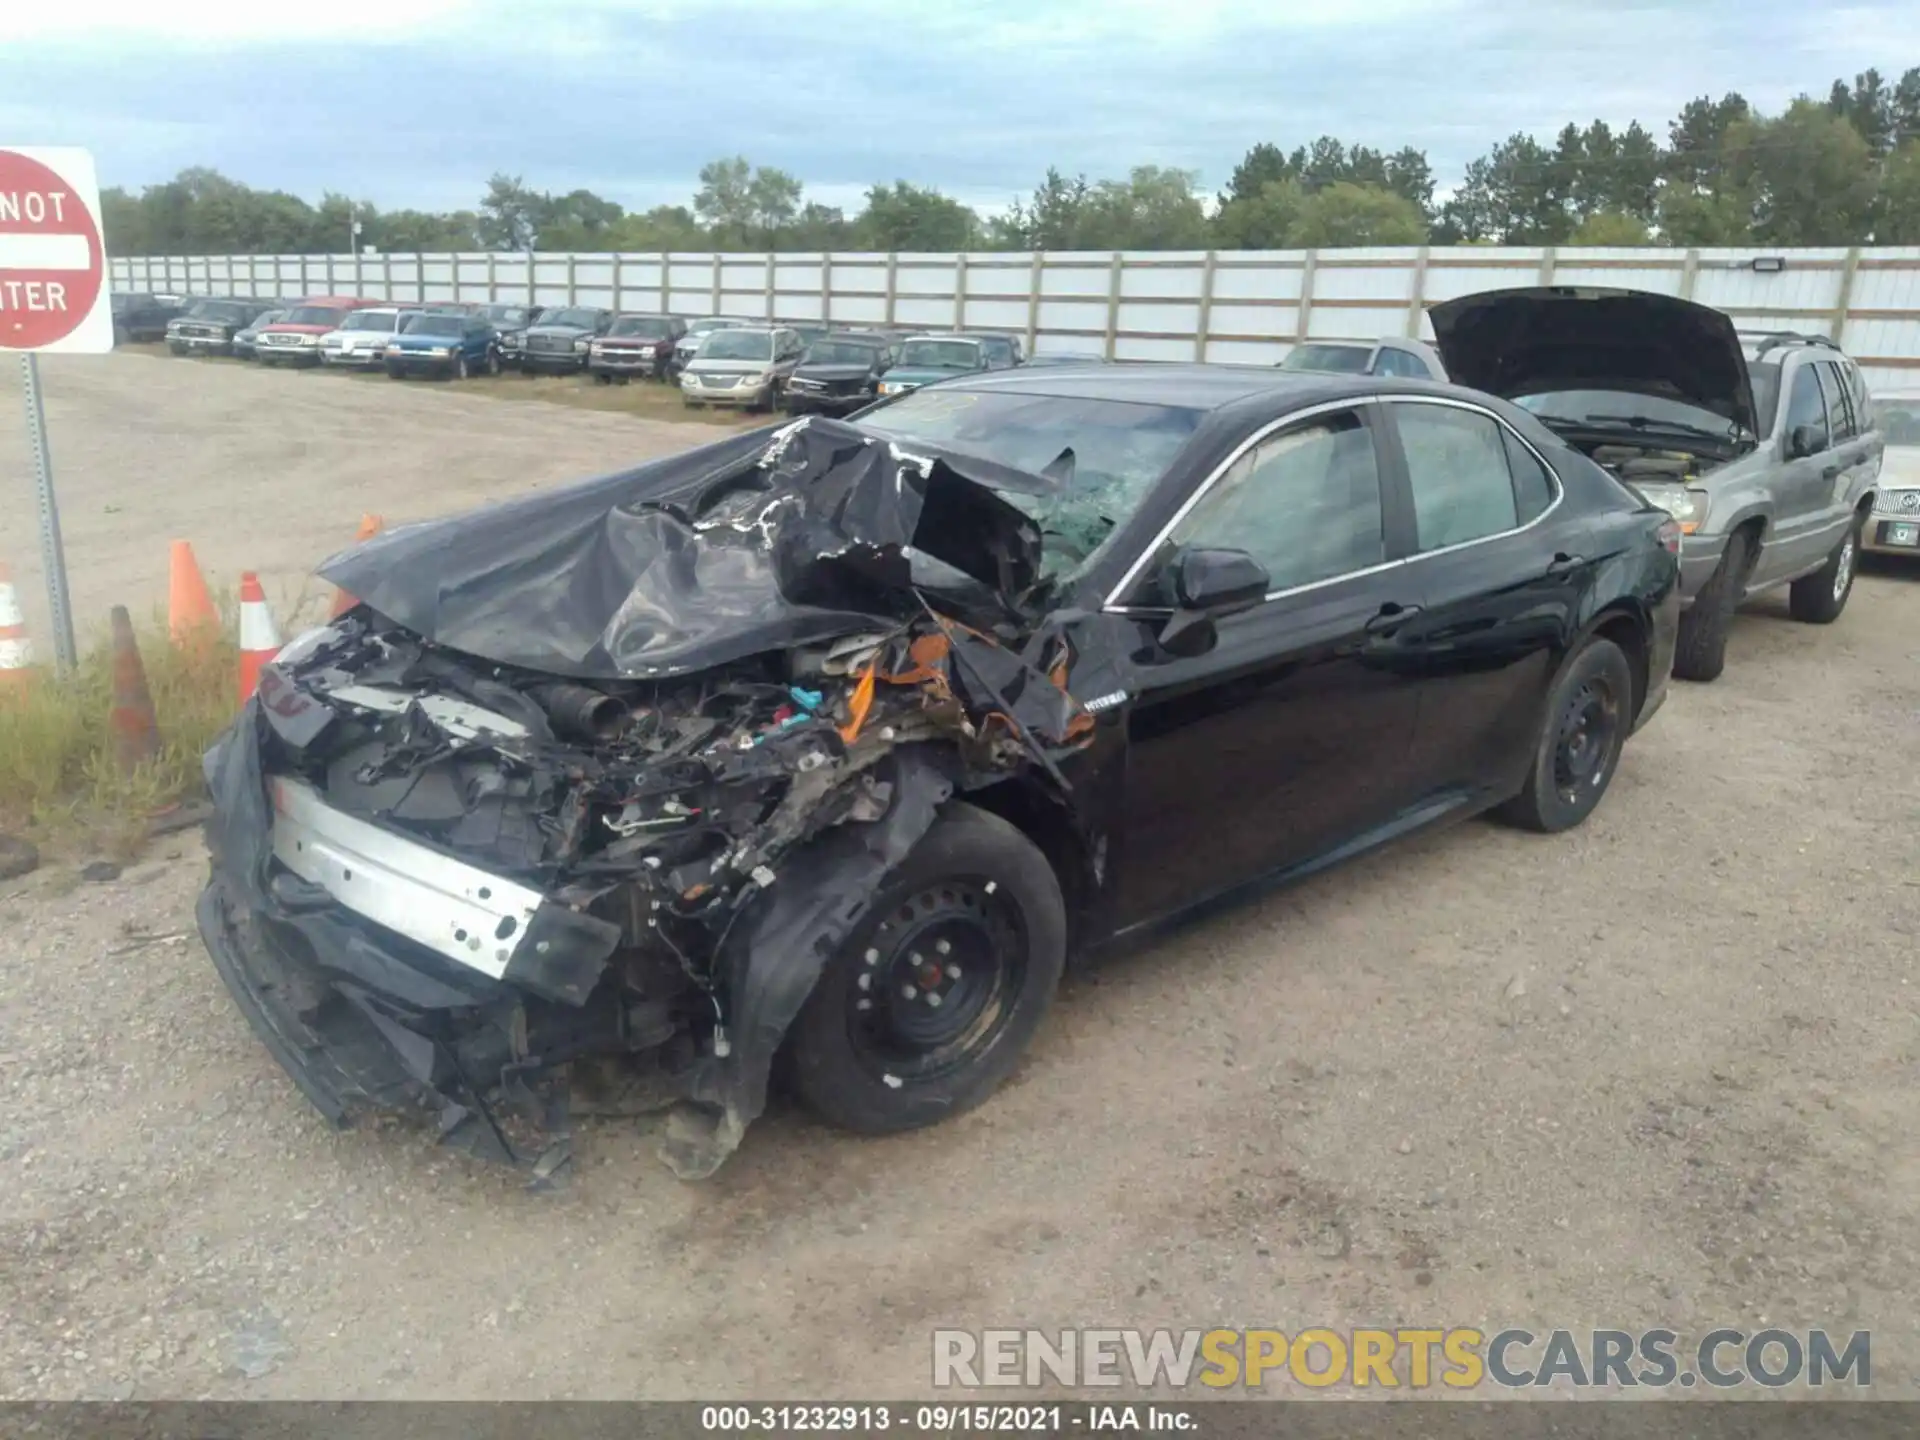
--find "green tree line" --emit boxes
[104,66,1920,256]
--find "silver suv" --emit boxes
[1431,288,1883,682]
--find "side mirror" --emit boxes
[1788,423,1825,459]
[1156,547,1271,657]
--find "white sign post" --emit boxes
[0,145,111,673]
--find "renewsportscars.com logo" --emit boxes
[932,1327,1872,1391]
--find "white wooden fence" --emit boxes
[111,245,1920,394]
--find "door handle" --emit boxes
[1545,551,1585,576]
[1365,601,1422,635]
[1821,464,1842,481]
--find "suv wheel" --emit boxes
[1672,527,1754,683]
[1788,518,1861,624]
[1496,636,1634,833]
[787,804,1066,1135]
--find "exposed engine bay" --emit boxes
[1585,442,1710,486]
[198,416,1103,1181]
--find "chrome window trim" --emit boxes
[1101,392,1565,615]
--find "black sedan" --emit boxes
[196,365,1678,1179]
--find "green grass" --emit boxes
[0,610,241,846]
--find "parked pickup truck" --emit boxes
[588,314,686,382]
[320,306,418,368]
[1430,288,1883,682]
[518,306,614,375]
[166,297,278,357]
[255,297,384,367]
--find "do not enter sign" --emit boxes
[0,147,110,354]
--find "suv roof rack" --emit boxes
[1739,329,1843,357]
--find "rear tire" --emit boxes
[1496,636,1634,834]
[1672,527,1753,683]
[1788,518,1861,624]
[788,804,1065,1136]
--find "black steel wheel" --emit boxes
[789,804,1066,1134]
[1497,634,1634,833]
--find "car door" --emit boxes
[1375,397,1589,804]
[1111,401,1425,929]
[1755,360,1836,585]
[1815,359,1877,532]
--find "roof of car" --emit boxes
[934,362,1328,409]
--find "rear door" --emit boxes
[1375,397,1590,804]
[1760,360,1837,583]
[1111,402,1426,928]
[1816,359,1878,528]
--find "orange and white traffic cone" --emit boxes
[0,562,33,695]
[237,571,281,705]
[167,539,219,653]
[330,513,384,617]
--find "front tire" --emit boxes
[788,804,1066,1135]
[454,352,469,380]
[1788,518,1861,624]
[1496,636,1634,834]
[1672,527,1753,683]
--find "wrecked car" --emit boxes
[198,363,1681,1182]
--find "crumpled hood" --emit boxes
[1429,286,1759,436]
[317,416,1051,681]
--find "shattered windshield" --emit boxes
[482,305,530,324]
[857,388,1203,576]
[899,339,983,370]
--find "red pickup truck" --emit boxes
[254,296,383,368]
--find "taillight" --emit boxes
[1656,519,1683,555]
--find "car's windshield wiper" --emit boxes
[1578,413,1737,443]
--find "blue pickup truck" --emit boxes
[384,311,501,379]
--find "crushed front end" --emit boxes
[197,417,1097,1180]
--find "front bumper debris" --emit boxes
[197,420,1101,1177]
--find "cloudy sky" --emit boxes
[0,0,1911,215]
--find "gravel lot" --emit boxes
[1,352,1917,1401]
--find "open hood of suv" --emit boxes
[1428,286,1759,437]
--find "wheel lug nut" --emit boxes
[908,952,922,966]
[926,992,943,1008]
[900,983,917,999]
[945,963,961,980]
[935,938,951,955]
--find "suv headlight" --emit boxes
[1632,482,1709,534]
[573,337,591,352]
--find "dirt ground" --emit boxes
[0,352,1917,1402]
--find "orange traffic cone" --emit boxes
[237,572,281,705]
[168,540,219,651]
[0,562,33,695]
[329,513,385,617]
[108,606,162,776]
